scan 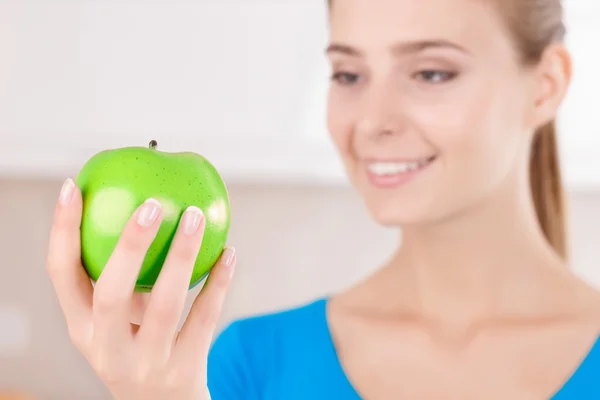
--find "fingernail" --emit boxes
[220,247,235,268]
[182,206,204,235]
[58,178,74,205]
[137,198,161,227]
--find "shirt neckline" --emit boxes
[313,296,600,399]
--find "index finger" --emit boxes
[46,178,94,343]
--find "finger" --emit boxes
[92,198,163,345]
[46,178,94,346]
[137,206,206,357]
[130,292,152,326]
[175,247,235,359]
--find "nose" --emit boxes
[355,83,405,141]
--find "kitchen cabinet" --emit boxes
[0,0,598,190]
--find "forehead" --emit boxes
[328,0,512,55]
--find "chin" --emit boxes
[363,195,439,227]
[349,157,444,227]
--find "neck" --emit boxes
[387,176,566,330]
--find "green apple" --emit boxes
[75,140,231,292]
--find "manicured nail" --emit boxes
[220,247,235,268]
[137,198,161,227]
[182,206,204,235]
[59,178,74,205]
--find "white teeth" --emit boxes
[367,158,433,176]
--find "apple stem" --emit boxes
[149,140,158,149]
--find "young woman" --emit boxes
[46,0,600,398]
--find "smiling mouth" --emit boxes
[364,155,437,188]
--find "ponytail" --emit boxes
[529,120,567,258]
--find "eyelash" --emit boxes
[331,72,361,85]
[330,70,458,86]
[415,70,458,83]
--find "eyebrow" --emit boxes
[325,39,470,57]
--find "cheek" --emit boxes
[408,80,527,211]
[326,92,354,155]
[410,79,524,165]
[408,84,494,149]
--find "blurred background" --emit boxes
[0,0,599,399]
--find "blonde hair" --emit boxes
[327,0,568,258]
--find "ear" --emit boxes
[528,43,573,129]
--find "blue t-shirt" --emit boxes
[207,298,600,399]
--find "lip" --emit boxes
[363,156,435,163]
[363,156,437,189]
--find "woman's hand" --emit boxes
[46,179,235,400]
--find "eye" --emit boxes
[415,70,457,83]
[331,72,361,86]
